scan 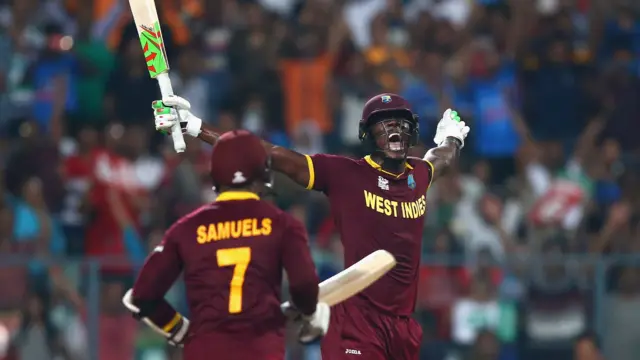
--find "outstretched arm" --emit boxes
[196,122,312,188]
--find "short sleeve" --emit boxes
[414,156,436,189]
[424,159,435,188]
[303,153,351,194]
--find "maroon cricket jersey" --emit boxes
[305,154,434,315]
[131,191,318,340]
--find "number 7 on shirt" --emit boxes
[217,247,251,314]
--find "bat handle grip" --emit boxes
[156,73,186,153]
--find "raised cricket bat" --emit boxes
[128,0,186,153]
[282,250,396,309]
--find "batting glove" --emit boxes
[297,302,331,344]
[280,301,300,320]
[433,109,470,148]
[152,95,202,138]
[122,289,190,347]
[280,301,331,344]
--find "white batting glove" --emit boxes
[281,302,331,344]
[280,301,299,320]
[433,109,470,148]
[152,95,202,138]
[122,289,190,347]
[297,302,330,344]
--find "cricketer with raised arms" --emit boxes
[153,91,470,360]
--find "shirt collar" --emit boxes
[216,191,260,202]
[363,155,413,178]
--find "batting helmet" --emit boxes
[358,93,419,146]
[210,130,269,189]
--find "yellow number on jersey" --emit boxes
[216,247,251,314]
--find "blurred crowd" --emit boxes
[1,0,640,359]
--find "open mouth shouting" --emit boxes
[388,133,404,152]
[369,116,414,159]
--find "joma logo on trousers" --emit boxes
[345,349,361,355]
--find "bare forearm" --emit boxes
[198,123,283,153]
[197,123,219,145]
[424,137,461,181]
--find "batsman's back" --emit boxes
[169,191,318,339]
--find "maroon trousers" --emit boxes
[321,299,422,359]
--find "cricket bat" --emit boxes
[282,250,396,309]
[128,0,186,153]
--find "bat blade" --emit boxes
[128,0,186,153]
[318,250,396,306]
[282,250,396,310]
[129,0,170,78]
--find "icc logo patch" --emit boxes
[381,95,391,103]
